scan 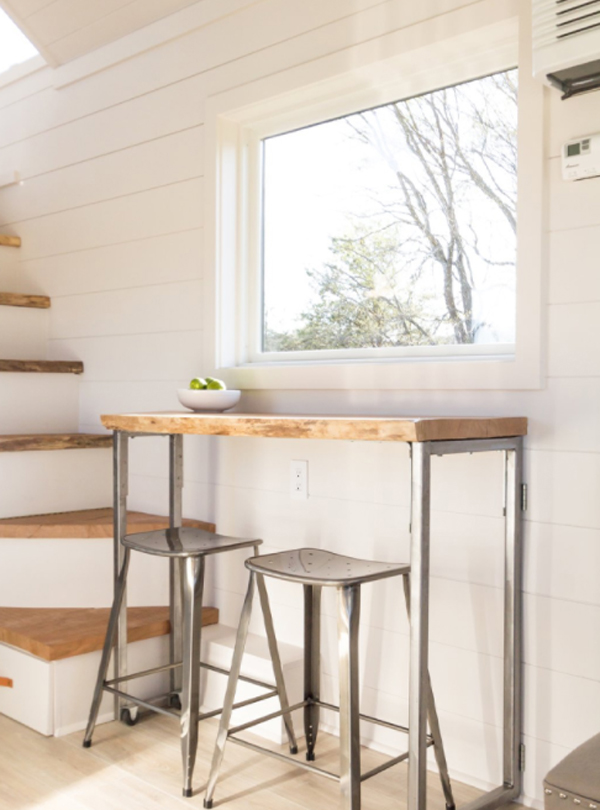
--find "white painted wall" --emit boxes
[0,0,598,805]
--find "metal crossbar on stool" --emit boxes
[82,526,298,797]
[203,548,456,810]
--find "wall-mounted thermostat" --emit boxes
[562,134,600,180]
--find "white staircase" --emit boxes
[0,236,303,742]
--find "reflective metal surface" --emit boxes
[124,526,261,557]
[407,436,524,810]
[169,434,184,701]
[247,548,409,586]
[338,584,361,810]
[83,546,131,746]
[304,584,321,761]
[180,555,204,797]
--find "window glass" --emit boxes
[261,70,518,354]
[0,9,38,74]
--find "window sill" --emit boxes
[218,352,541,391]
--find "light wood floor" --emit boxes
[0,711,518,810]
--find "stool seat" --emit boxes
[544,733,600,810]
[123,527,260,558]
[246,548,409,586]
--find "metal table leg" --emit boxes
[113,430,129,719]
[407,437,524,810]
[503,438,524,800]
[408,441,432,810]
[169,434,184,701]
[338,583,361,810]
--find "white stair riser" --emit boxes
[0,373,79,433]
[0,448,112,518]
[0,537,168,607]
[0,636,169,737]
[0,625,303,743]
[0,307,49,359]
[200,625,303,744]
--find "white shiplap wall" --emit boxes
[0,0,599,806]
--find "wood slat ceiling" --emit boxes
[0,0,201,65]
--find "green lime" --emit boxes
[206,378,226,390]
[190,377,207,390]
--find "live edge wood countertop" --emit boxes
[100,412,527,443]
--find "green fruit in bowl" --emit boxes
[190,377,207,390]
[206,378,226,391]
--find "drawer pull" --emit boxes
[0,677,13,688]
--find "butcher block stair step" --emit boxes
[0,292,50,309]
[0,359,83,374]
[0,434,112,453]
[0,605,219,661]
[0,508,216,538]
[0,235,20,248]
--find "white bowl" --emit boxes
[177,388,241,412]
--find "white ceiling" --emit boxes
[0,0,202,65]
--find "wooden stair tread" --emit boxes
[0,293,50,309]
[0,434,112,453]
[0,509,216,538]
[0,235,20,248]
[0,605,219,661]
[0,360,83,374]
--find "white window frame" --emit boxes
[204,0,545,390]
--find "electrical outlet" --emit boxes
[290,460,308,500]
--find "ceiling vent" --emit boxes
[533,0,600,98]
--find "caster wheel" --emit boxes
[169,694,182,711]
[120,708,138,727]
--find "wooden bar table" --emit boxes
[101,411,528,810]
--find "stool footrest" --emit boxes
[103,685,179,718]
[229,735,339,781]
[102,677,278,723]
[226,696,434,786]
[317,699,433,742]
[106,661,276,692]
[105,661,180,686]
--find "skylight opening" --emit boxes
[0,8,38,75]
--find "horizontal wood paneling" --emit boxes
[48,330,203,381]
[549,157,600,232]
[19,229,202,296]
[0,77,204,180]
[0,0,477,149]
[0,373,78,434]
[49,279,203,339]
[0,127,203,224]
[526,449,600,529]
[549,226,600,304]
[9,179,202,258]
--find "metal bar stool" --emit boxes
[82,526,298,797]
[203,548,456,810]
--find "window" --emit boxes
[262,71,518,359]
[205,1,544,390]
[0,9,38,75]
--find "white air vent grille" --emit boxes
[534,0,600,48]
[533,0,600,82]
